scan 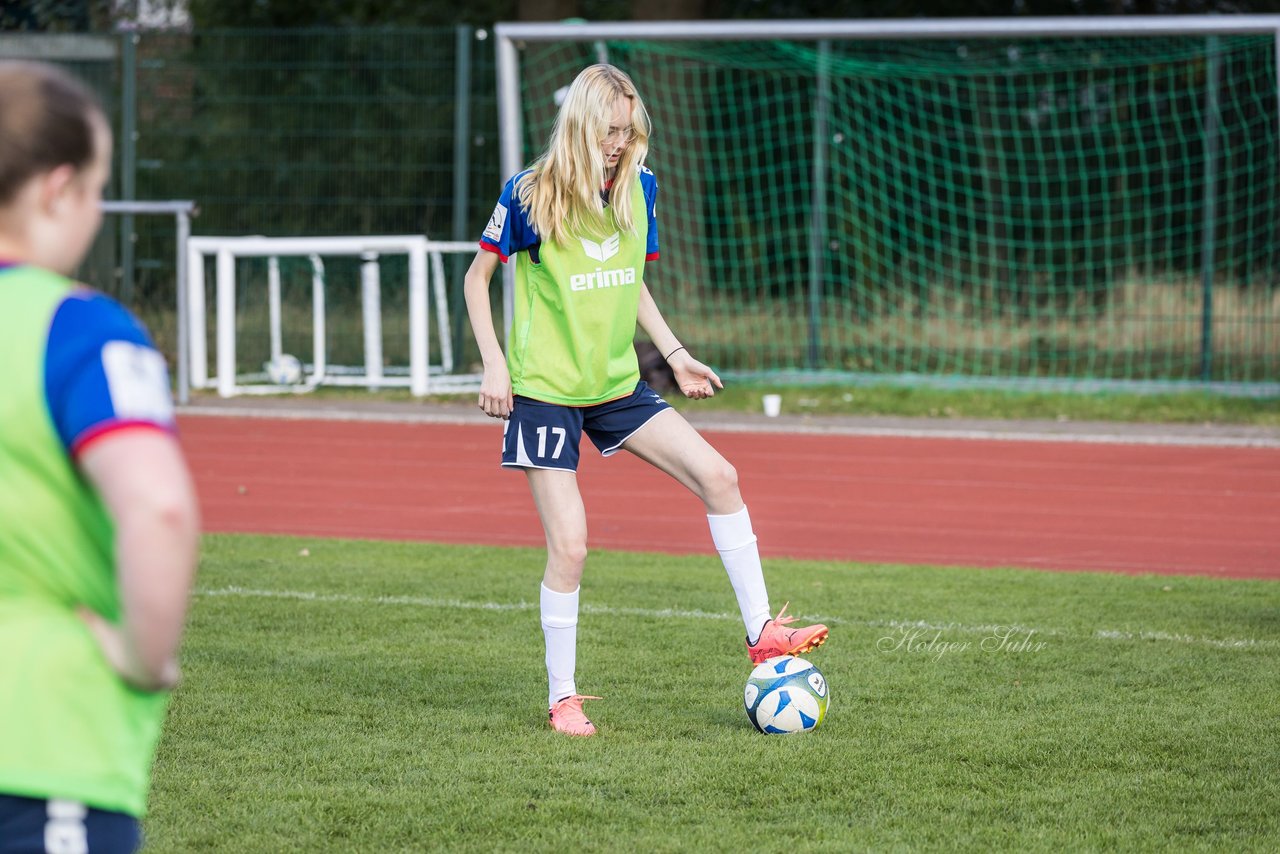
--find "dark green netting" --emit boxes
[520,35,1279,385]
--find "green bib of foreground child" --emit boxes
[508,176,649,405]
[0,268,168,818]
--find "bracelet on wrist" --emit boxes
[663,345,686,362]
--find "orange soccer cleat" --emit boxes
[548,694,603,737]
[746,603,829,664]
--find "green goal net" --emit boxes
[512,30,1280,390]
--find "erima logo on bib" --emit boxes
[580,232,621,263]
[572,231,635,291]
[570,267,637,291]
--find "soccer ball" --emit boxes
[744,655,829,734]
[266,353,303,385]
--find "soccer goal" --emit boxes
[495,17,1280,393]
[186,235,479,397]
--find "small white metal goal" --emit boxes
[186,235,480,397]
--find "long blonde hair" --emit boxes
[516,64,651,246]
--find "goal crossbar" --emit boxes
[496,15,1280,42]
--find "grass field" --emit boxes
[146,534,1280,852]
[188,381,1280,427]
[664,383,1280,426]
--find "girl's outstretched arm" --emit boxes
[636,281,722,400]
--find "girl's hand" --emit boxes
[668,349,723,400]
[78,607,180,692]
[478,361,514,419]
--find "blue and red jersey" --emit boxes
[479,166,660,264]
[0,261,175,456]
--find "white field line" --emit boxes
[195,586,1278,651]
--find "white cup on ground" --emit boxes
[762,394,782,417]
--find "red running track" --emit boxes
[180,415,1280,580]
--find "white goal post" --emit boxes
[186,235,478,397]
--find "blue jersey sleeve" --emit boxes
[479,171,539,263]
[640,167,659,261]
[44,291,176,456]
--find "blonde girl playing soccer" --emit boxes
[464,64,827,737]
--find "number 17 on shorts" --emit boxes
[501,399,584,472]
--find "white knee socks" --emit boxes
[541,508,769,706]
[541,583,579,707]
[708,506,772,644]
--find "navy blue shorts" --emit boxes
[502,380,671,472]
[0,794,140,854]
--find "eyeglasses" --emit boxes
[602,125,636,144]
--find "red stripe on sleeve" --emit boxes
[71,421,175,458]
[646,252,660,262]
[479,242,508,263]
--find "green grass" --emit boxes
[674,280,1280,383]
[667,384,1280,426]
[189,382,1280,426]
[147,534,1280,851]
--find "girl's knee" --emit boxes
[716,461,739,493]
[550,540,589,571]
[700,460,739,506]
